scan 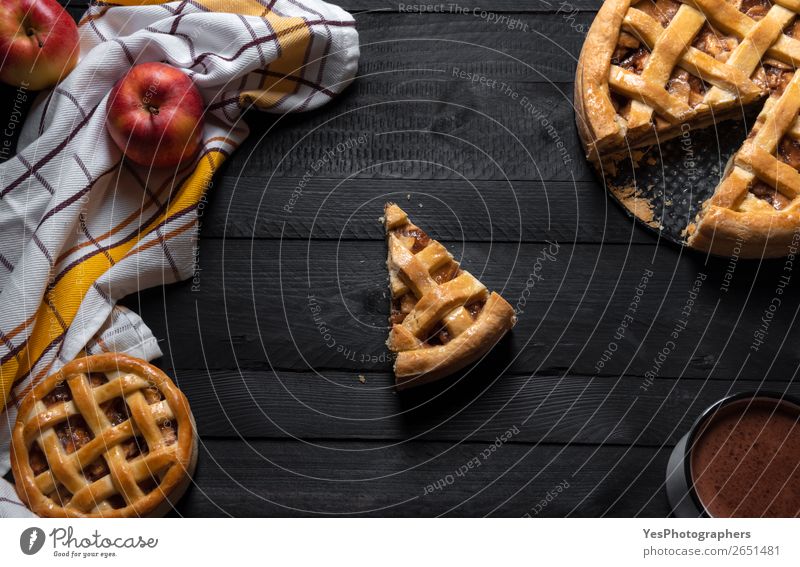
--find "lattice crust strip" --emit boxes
[578,0,800,159]
[384,204,516,388]
[577,0,800,256]
[613,4,707,128]
[686,68,800,252]
[621,6,761,100]
[11,354,196,518]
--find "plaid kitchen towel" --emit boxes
[0,0,358,516]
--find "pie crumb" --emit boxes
[610,184,659,228]
[630,150,647,168]
[358,374,366,384]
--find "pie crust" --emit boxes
[10,354,197,518]
[383,204,516,389]
[575,0,800,257]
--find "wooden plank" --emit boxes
[201,177,648,243]
[233,78,590,183]
[175,439,671,517]
[350,0,604,12]
[229,11,597,181]
[126,239,800,380]
[61,6,598,182]
[352,12,589,81]
[176,368,800,446]
[60,1,605,14]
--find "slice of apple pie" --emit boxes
[383,204,516,389]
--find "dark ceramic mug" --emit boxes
[666,391,800,518]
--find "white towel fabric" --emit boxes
[0,0,358,517]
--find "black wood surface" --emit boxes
[12,0,796,517]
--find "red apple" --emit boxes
[0,0,79,90]
[106,62,205,169]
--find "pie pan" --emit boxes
[10,354,197,518]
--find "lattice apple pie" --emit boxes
[10,354,197,518]
[384,204,516,389]
[576,0,800,257]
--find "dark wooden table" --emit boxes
[17,0,800,516]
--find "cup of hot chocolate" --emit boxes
[666,391,800,518]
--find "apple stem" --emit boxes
[145,105,160,115]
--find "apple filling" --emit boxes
[31,372,179,508]
[748,181,791,210]
[609,0,800,120]
[606,0,800,214]
[388,224,486,348]
[634,0,680,26]
[611,0,716,120]
[743,137,800,209]
[609,0,798,126]
[425,300,486,346]
[615,46,649,75]
[390,225,463,327]
[740,0,772,20]
[667,70,707,108]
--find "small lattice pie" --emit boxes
[576,0,800,257]
[10,354,197,518]
[383,204,516,389]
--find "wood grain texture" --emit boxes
[231,17,594,182]
[64,4,598,184]
[60,1,604,14]
[201,177,649,243]
[231,79,590,183]
[174,439,671,517]
[125,239,800,380]
[174,368,800,446]
[37,0,800,518]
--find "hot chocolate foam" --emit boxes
[690,397,800,518]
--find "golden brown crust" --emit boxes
[577,0,800,257]
[394,292,516,390]
[609,184,658,227]
[10,353,196,518]
[384,204,516,389]
[575,0,630,163]
[687,205,800,258]
[575,0,769,162]
[687,71,800,257]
